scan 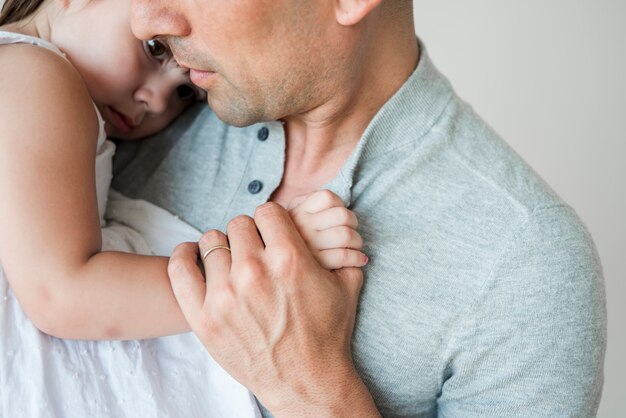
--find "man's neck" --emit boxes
[271,32,419,207]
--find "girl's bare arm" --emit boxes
[0,44,189,340]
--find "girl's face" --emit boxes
[51,0,205,140]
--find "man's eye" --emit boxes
[144,39,169,60]
[176,84,196,101]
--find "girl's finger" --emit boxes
[315,248,369,270]
[308,206,358,231]
[291,189,344,214]
[309,226,363,251]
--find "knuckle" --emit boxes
[288,208,306,226]
[199,229,226,247]
[336,226,353,244]
[235,258,263,286]
[254,201,282,219]
[337,207,355,224]
[170,241,197,260]
[354,232,364,249]
[331,226,363,250]
[174,241,195,251]
[350,211,359,228]
[272,245,299,272]
[167,256,192,279]
[347,209,359,227]
[318,189,341,207]
[227,215,254,231]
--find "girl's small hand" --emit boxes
[288,190,368,270]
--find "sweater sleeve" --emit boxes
[437,205,606,417]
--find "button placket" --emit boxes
[246,127,270,195]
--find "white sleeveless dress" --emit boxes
[0,32,259,418]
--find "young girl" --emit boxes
[0,0,367,415]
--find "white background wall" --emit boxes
[2,0,623,415]
[413,1,625,416]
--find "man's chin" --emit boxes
[209,99,265,128]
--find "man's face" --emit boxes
[131,0,342,127]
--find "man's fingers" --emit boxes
[227,215,264,264]
[291,189,344,214]
[198,229,232,285]
[316,248,369,270]
[168,242,208,326]
[254,202,308,250]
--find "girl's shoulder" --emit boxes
[0,42,99,140]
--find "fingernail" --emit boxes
[363,255,369,265]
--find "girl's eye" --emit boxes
[176,84,197,101]
[144,39,169,60]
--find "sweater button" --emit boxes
[257,126,269,141]
[248,180,263,194]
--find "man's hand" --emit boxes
[167,202,379,417]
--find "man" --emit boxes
[114,0,606,416]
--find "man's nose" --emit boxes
[130,0,190,40]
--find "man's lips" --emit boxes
[175,57,216,89]
[189,68,217,88]
[106,106,135,134]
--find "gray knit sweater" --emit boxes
[113,46,606,417]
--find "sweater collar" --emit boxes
[325,40,455,205]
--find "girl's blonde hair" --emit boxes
[0,0,46,25]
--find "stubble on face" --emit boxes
[165,36,257,126]
[165,1,340,127]
[167,39,310,126]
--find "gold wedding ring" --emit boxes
[201,245,231,261]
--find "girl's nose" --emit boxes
[134,78,172,115]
